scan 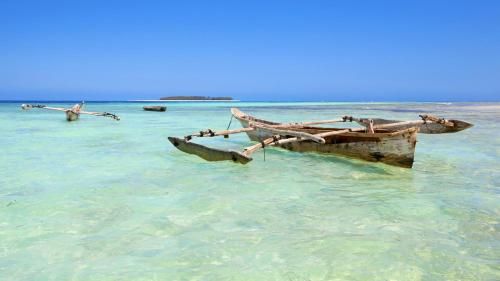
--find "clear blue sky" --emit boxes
[1,0,499,101]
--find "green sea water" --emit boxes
[0,102,499,280]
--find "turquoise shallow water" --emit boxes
[0,101,499,280]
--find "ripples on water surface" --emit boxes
[0,102,499,280]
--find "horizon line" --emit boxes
[1,99,499,103]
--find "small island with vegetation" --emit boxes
[160,96,233,101]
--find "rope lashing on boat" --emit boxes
[419,115,428,124]
[226,115,234,130]
[257,140,267,161]
[367,119,375,134]
[258,140,265,161]
[421,115,435,129]
[342,116,353,122]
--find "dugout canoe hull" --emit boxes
[65,110,80,121]
[231,108,418,168]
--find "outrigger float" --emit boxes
[21,102,120,121]
[168,108,472,168]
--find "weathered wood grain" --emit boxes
[168,137,252,164]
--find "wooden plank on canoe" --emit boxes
[168,137,252,164]
[249,122,326,143]
[355,118,473,134]
[233,107,473,134]
[80,111,121,120]
[187,127,254,138]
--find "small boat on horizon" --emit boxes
[168,108,473,168]
[143,105,167,112]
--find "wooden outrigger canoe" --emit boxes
[231,109,418,167]
[21,102,120,121]
[168,108,473,168]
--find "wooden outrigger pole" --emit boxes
[21,102,120,121]
[168,108,473,168]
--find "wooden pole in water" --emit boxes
[277,118,345,127]
[187,127,255,138]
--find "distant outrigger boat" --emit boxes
[21,102,120,121]
[143,105,167,112]
[168,108,472,168]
